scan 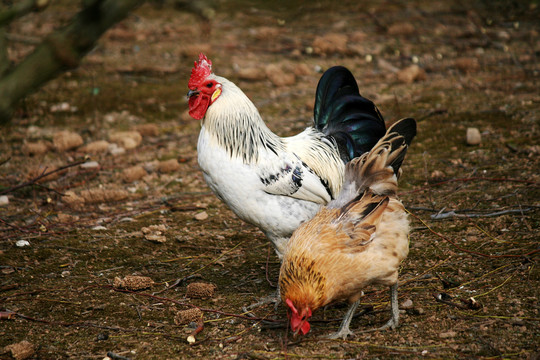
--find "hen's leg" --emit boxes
[326,300,360,339]
[360,282,400,333]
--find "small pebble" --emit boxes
[92,225,108,231]
[16,240,30,247]
[194,211,208,221]
[439,330,457,338]
[401,299,413,309]
[0,195,9,206]
[80,161,100,169]
[466,127,482,145]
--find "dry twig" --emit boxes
[0,159,87,196]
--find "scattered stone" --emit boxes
[103,110,141,124]
[466,127,482,145]
[387,22,416,36]
[122,165,147,183]
[80,188,129,204]
[265,64,296,87]
[50,102,75,113]
[186,282,216,299]
[142,224,167,243]
[109,131,142,150]
[63,190,85,208]
[312,33,348,55]
[144,234,167,243]
[108,143,126,156]
[237,67,266,81]
[377,58,399,73]
[0,195,8,206]
[174,308,203,325]
[113,275,154,290]
[251,26,281,40]
[496,30,510,41]
[439,330,457,338]
[350,30,368,42]
[194,211,208,221]
[21,141,50,156]
[92,225,107,231]
[4,340,35,360]
[27,165,63,183]
[430,170,446,181]
[455,57,480,73]
[142,224,167,233]
[16,240,30,247]
[80,161,100,169]
[178,43,211,58]
[53,130,83,151]
[158,159,181,173]
[56,213,80,222]
[293,63,312,77]
[135,123,159,137]
[143,160,160,173]
[397,65,427,83]
[80,140,110,154]
[401,299,414,309]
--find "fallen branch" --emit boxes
[431,208,532,220]
[0,159,86,196]
[0,216,29,233]
[432,293,471,310]
[0,156,10,167]
[187,315,204,344]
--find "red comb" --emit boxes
[188,53,212,89]
[286,298,298,314]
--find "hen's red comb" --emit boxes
[188,53,212,89]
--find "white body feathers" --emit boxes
[197,75,345,257]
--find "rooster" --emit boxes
[279,117,416,339]
[187,54,386,258]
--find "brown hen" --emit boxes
[279,117,416,339]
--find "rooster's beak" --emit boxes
[187,89,200,98]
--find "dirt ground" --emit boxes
[1,1,539,359]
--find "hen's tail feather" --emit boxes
[335,118,416,204]
[314,66,386,162]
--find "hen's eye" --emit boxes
[206,82,213,88]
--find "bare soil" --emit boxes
[1,1,539,359]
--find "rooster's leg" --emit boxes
[326,300,360,339]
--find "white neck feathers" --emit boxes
[202,76,284,163]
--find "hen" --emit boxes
[279,117,416,339]
[187,54,386,258]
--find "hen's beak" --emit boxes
[187,89,200,98]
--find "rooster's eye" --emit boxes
[206,82,213,88]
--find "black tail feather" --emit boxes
[314,66,386,162]
[385,118,416,174]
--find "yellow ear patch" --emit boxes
[211,88,222,103]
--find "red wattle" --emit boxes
[300,320,311,335]
[290,313,311,335]
[188,94,211,120]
